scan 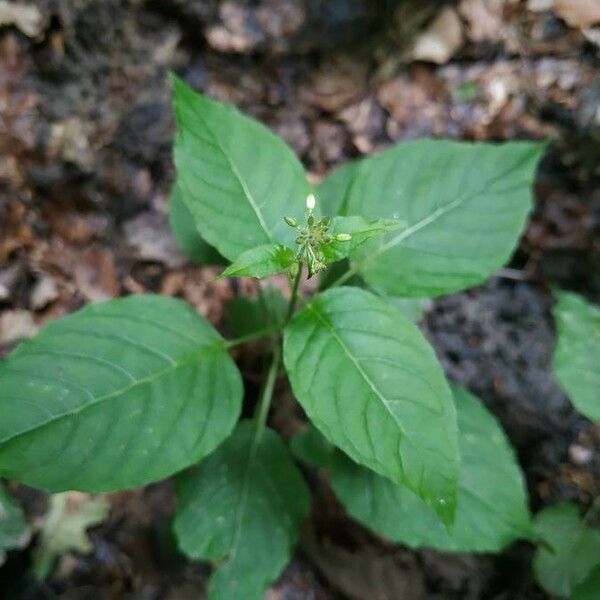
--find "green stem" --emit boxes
[252,262,302,432]
[224,323,282,349]
[253,343,281,433]
[33,550,56,581]
[286,262,303,323]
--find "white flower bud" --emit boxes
[306,193,316,211]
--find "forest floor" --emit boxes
[0,1,599,598]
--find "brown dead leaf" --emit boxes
[459,0,507,42]
[0,201,35,264]
[303,57,368,113]
[51,212,108,246]
[338,97,387,153]
[256,0,305,39]
[302,525,426,600]
[179,267,232,324]
[411,7,464,64]
[159,271,187,297]
[310,120,347,165]
[553,0,600,28]
[206,2,264,53]
[124,212,187,268]
[0,261,25,303]
[74,247,119,302]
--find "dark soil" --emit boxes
[0,0,598,598]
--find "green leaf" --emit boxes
[385,296,428,322]
[172,75,310,262]
[341,139,545,297]
[317,160,360,217]
[0,481,29,565]
[533,502,600,597]
[0,295,243,492]
[292,386,533,552]
[226,286,287,339]
[220,244,296,279]
[574,565,600,600]
[174,421,310,600]
[169,183,223,265]
[283,286,459,525]
[33,492,110,580]
[321,216,405,263]
[553,291,600,422]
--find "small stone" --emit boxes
[569,444,593,465]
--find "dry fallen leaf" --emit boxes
[303,57,368,113]
[410,7,464,65]
[302,525,426,600]
[0,1,43,38]
[30,273,59,310]
[460,0,507,42]
[0,309,38,345]
[74,246,120,302]
[124,212,187,268]
[33,492,110,580]
[553,0,600,28]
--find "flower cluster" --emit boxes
[285,194,351,278]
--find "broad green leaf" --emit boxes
[321,216,405,263]
[226,286,287,339]
[172,75,310,262]
[553,291,600,422]
[574,565,600,600]
[316,160,360,217]
[283,286,459,525]
[33,492,110,580]
[174,421,310,600]
[0,295,243,492]
[0,481,29,565]
[291,387,533,552]
[533,503,600,597]
[220,244,295,279]
[342,139,545,297]
[385,296,428,322]
[169,183,223,265]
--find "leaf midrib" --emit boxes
[305,301,409,470]
[191,103,274,244]
[0,342,226,447]
[353,156,533,271]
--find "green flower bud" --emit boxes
[335,233,352,242]
[284,217,298,228]
[288,261,300,278]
